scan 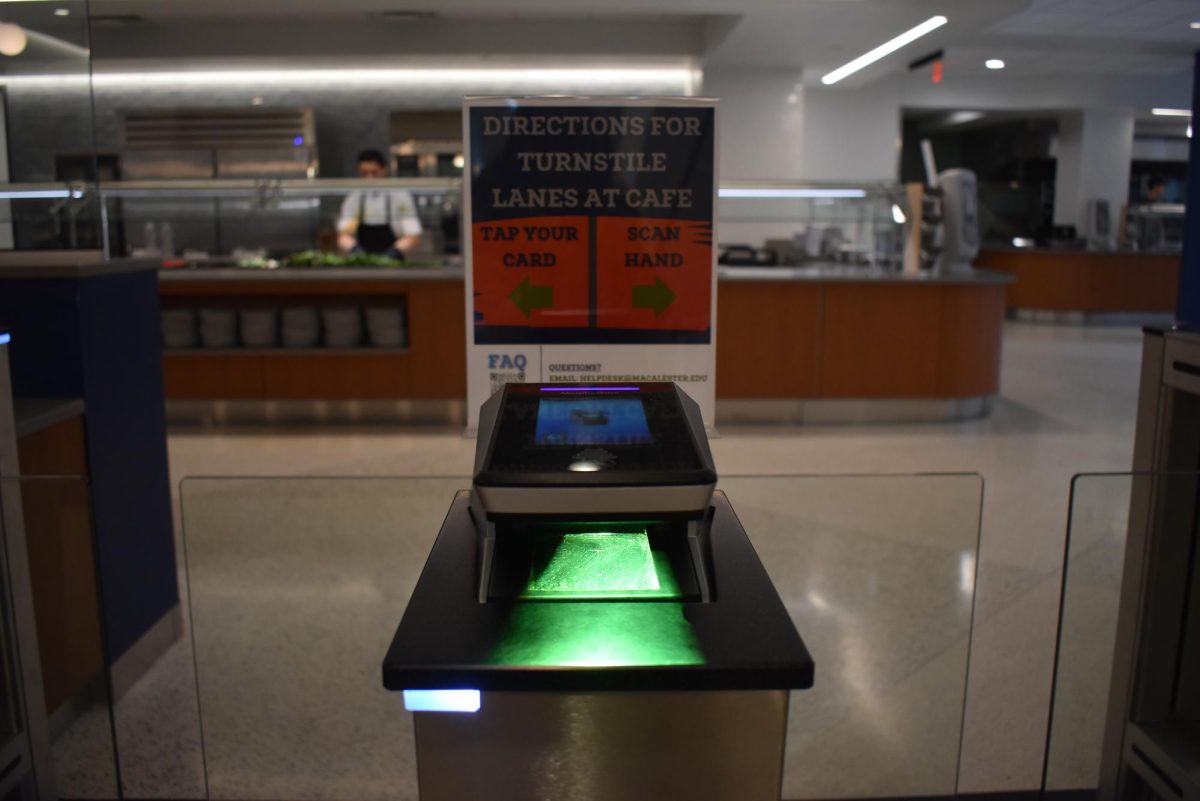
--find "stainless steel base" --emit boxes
[414,690,789,801]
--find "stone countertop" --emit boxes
[716,265,1014,284]
[158,265,465,282]
[158,263,1012,285]
[0,255,159,279]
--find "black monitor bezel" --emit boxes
[475,383,715,488]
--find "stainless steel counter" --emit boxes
[716,265,1013,284]
[156,263,1011,285]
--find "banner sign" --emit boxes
[463,97,718,430]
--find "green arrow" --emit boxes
[509,276,554,317]
[632,277,677,317]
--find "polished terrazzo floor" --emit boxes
[63,321,1143,800]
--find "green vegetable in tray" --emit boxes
[281,249,443,269]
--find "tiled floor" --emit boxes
[79,321,1142,800]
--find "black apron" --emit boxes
[355,192,394,254]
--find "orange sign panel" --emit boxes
[471,216,590,328]
[595,217,712,331]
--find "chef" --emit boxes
[337,149,423,257]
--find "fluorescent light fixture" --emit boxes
[719,188,867,199]
[402,689,480,713]
[99,67,693,90]
[985,59,1005,70]
[946,110,985,126]
[0,189,72,199]
[891,203,906,224]
[821,15,948,85]
[54,7,69,15]
[0,333,10,345]
[1152,108,1192,117]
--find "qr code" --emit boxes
[489,372,526,395]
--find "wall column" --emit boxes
[1053,109,1135,240]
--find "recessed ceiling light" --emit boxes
[985,59,1005,70]
[53,8,69,16]
[821,15,948,85]
[1152,108,1192,117]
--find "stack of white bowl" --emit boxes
[199,308,237,348]
[281,307,321,348]
[161,308,198,349]
[365,306,407,348]
[322,306,363,348]
[240,309,279,348]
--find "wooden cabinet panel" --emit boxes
[976,250,1178,312]
[938,285,1006,397]
[262,352,412,398]
[716,282,821,398]
[820,285,943,398]
[164,353,265,398]
[17,417,105,714]
[406,281,467,398]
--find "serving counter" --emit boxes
[975,248,1179,317]
[160,265,1011,423]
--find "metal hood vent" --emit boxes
[120,108,316,151]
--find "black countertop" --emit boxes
[382,490,814,693]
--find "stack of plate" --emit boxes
[199,308,237,349]
[281,307,320,348]
[161,308,198,349]
[240,309,279,349]
[365,306,406,348]
[322,307,363,348]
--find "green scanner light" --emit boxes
[489,601,704,667]
[521,530,680,600]
[489,528,704,667]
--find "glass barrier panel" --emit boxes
[719,474,983,799]
[179,474,981,801]
[0,476,117,799]
[180,476,462,800]
[1043,472,1200,792]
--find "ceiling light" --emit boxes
[53,8,69,15]
[0,22,27,56]
[1152,108,1192,117]
[1191,21,1200,29]
[985,59,1005,70]
[821,15,948,86]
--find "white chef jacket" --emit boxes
[337,189,423,237]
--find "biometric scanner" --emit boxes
[471,382,718,604]
[383,383,813,801]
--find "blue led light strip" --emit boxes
[540,386,640,392]
[402,689,481,713]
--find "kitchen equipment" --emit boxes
[365,306,407,348]
[198,308,237,349]
[281,307,320,348]
[322,307,363,348]
[161,308,198,349]
[239,309,279,349]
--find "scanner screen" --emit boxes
[534,398,652,446]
